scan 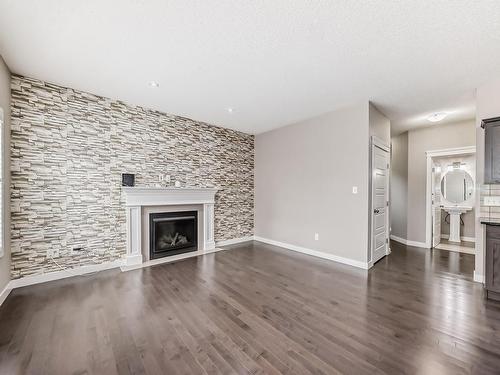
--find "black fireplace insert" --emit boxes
[149,211,198,259]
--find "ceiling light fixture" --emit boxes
[149,81,160,88]
[427,112,448,123]
[227,108,234,113]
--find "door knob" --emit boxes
[374,209,380,214]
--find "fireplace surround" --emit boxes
[122,187,217,266]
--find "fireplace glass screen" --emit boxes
[149,211,197,259]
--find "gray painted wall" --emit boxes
[369,103,391,144]
[255,103,371,263]
[0,56,10,292]
[10,75,254,279]
[406,120,476,244]
[390,132,408,239]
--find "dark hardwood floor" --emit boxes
[1,240,500,374]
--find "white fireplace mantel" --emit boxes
[122,187,218,267]
[122,187,218,206]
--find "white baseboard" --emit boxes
[473,271,485,284]
[440,234,476,243]
[389,235,407,245]
[216,236,254,247]
[254,236,369,270]
[9,259,125,290]
[0,283,12,306]
[390,235,428,249]
[405,239,428,248]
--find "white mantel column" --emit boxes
[126,206,143,265]
[203,203,216,251]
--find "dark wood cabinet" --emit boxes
[486,225,500,301]
[483,117,500,184]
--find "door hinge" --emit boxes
[386,201,389,206]
[386,238,389,244]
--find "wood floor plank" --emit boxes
[1,240,500,374]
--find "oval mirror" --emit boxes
[440,169,474,204]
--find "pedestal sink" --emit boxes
[442,206,473,242]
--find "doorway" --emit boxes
[426,147,476,254]
[371,136,390,264]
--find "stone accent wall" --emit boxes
[10,75,254,278]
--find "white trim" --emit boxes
[405,240,428,248]
[390,235,408,245]
[390,235,428,248]
[0,283,11,306]
[0,107,4,258]
[440,234,476,243]
[425,146,476,249]
[121,187,217,206]
[473,271,485,283]
[8,259,125,289]
[254,236,370,270]
[216,236,254,247]
[425,146,476,158]
[125,254,143,266]
[425,154,432,248]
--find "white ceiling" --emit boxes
[1,1,499,135]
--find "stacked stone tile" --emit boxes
[10,75,254,279]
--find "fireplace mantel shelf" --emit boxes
[122,187,218,206]
[122,187,217,267]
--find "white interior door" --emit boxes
[371,142,390,264]
[431,162,441,248]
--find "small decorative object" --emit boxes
[122,173,135,187]
[174,180,181,188]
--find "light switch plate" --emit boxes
[484,195,500,206]
[352,186,358,194]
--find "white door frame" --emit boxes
[0,107,3,258]
[425,146,476,248]
[370,136,391,266]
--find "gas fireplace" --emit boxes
[149,211,198,259]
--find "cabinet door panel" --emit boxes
[485,121,500,183]
[486,227,500,293]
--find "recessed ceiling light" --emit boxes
[149,81,160,88]
[427,112,448,122]
[227,108,234,113]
